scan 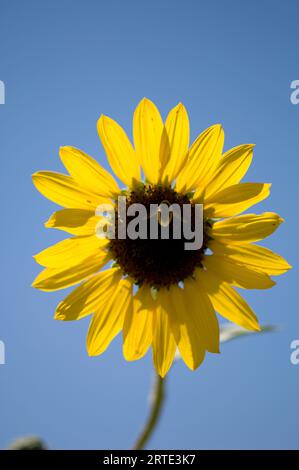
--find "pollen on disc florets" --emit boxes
[108,183,211,288]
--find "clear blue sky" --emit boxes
[0,0,298,450]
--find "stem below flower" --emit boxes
[132,373,166,450]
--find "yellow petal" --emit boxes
[32,251,111,291]
[204,144,254,200]
[55,268,122,321]
[204,254,275,289]
[210,240,292,276]
[133,98,166,183]
[161,103,190,184]
[87,278,133,356]
[211,212,284,244]
[168,285,206,370]
[182,278,220,353]
[34,235,108,268]
[59,146,119,197]
[152,289,177,378]
[196,268,260,331]
[45,209,100,235]
[123,286,153,361]
[32,171,106,209]
[176,124,224,193]
[97,115,140,187]
[192,186,205,203]
[204,183,271,218]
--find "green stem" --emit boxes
[132,373,166,450]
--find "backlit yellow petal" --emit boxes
[168,285,206,370]
[34,235,108,268]
[87,278,133,356]
[176,124,224,193]
[60,146,119,197]
[161,103,190,184]
[183,278,220,353]
[204,144,254,199]
[32,171,106,209]
[133,98,165,183]
[197,268,260,331]
[192,186,205,203]
[32,251,111,291]
[45,209,100,235]
[204,254,275,289]
[55,268,122,321]
[204,183,271,218]
[152,289,177,378]
[211,212,284,244]
[210,240,291,276]
[123,286,153,361]
[97,115,140,187]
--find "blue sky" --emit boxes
[0,0,298,449]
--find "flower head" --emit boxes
[32,98,291,377]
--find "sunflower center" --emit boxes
[108,184,210,288]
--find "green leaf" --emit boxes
[220,323,278,344]
[174,324,278,362]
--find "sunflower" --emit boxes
[32,98,291,377]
